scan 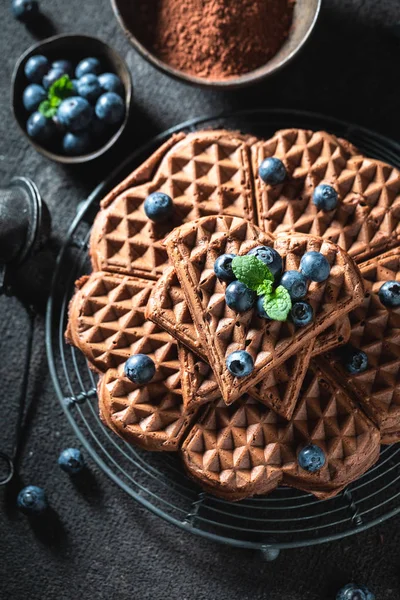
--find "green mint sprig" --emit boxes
[39,74,74,119]
[231,254,292,321]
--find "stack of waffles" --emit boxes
[66,128,400,500]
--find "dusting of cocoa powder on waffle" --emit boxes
[129,0,295,80]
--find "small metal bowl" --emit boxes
[12,34,132,164]
[111,0,321,89]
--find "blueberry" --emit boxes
[98,72,124,97]
[95,92,125,125]
[17,485,47,514]
[298,444,326,472]
[57,97,93,132]
[76,74,102,104]
[12,0,39,22]
[257,295,270,319]
[247,246,283,278]
[225,281,256,312]
[43,67,65,90]
[24,55,49,83]
[51,59,74,77]
[313,183,338,211]
[280,270,308,301]
[75,57,102,79]
[124,354,156,384]
[342,346,368,374]
[62,131,92,156]
[300,251,330,282]
[23,84,46,112]
[58,448,85,474]
[259,157,287,185]
[144,192,173,222]
[26,112,55,143]
[378,280,400,308]
[291,301,313,327]
[214,253,236,282]
[336,583,375,600]
[226,350,254,377]
[71,79,79,94]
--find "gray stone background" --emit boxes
[1,0,400,598]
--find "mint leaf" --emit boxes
[49,74,73,102]
[257,280,273,297]
[263,285,292,321]
[232,255,273,291]
[38,100,57,119]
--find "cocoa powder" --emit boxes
[126,0,295,80]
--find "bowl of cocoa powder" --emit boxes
[111,0,320,88]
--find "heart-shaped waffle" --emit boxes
[90,130,255,280]
[182,363,380,501]
[146,266,351,419]
[318,246,400,443]
[252,128,400,263]
[165,215,365,404]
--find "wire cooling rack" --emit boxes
[46,109,400,555]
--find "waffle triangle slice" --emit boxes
[90,130,255,280]
[146,266,351,419]
[318,246,400,443]
[66,271,217,410]
[182,363,380,501]
[252,128,400,263]
[165,215,365,404]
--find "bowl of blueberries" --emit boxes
[12,34,132,163]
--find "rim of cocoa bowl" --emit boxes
[110,0,322,90]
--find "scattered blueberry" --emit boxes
[378,280,400,308]
[51,59,74,77]
[298,444,326,472]
[58,448,85,474]
[144,192,173,222]
[98,72,124,97]
[300,251,330,283]
[280,270,308,301]
[95,92,125,125]
[23,84,46,112]
[342,347,368,374]
[62,131,92,156]
[75,57,102,79]
[336,583,375,600]
[11,0,39,22]
[226,350,254,377]
[313,183,338,211]
[27,112,55,142]
[225,280,256,312]
[57,96,93,132]
[256,295,270,319]
[214,254,236,282]
[247,246,283,278]
[259,157,287,185]
[77,74,102,104]
[43,67,65,90]
[17,485,48,515]
[24,54,49,83]
[290,301,314,327]
[124,354,156,385]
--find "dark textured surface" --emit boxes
[1,1,400,599]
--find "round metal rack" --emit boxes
[46,109,400,553]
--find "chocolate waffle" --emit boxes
[66,271,217,410]
[182,363,380,501]
[319,247,400,443]
[252,128,400,263]
[146,266,351,418]
[90,130,255,280]
[165,215,365,404]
